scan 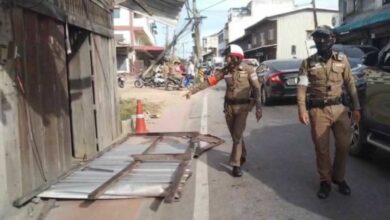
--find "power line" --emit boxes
[200,0,228,12]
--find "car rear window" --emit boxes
[266,60,303,71]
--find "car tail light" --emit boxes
[269,72,282,84]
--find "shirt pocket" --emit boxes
[330,63,344,82]
[224,74,234,86]
[309,67,324,81]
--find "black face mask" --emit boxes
[314,36,334,56]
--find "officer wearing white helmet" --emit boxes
[184,44,262,177]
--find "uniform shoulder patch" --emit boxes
[336,52,346,61]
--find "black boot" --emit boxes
[333,180,351,195]
[317,181,331,199]
[232,166,243,177]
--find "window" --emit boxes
[253,36,257,45]
[353,0,361,12]
[117,55,128,71]
[291,45,296,55]
[268,29,274,41]
[260,32,265,45]
[113,8,120,18]
[218,34,224,43]
[114,34,125,42]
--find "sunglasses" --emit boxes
[313,36,333,42]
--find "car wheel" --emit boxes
[261,86,272,106]
[349,119,374,159]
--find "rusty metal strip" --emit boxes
[164,160,190,203]
[130,131,200,138]
[164,141,194,203]
[87,136,163,199]
[193,134,225,158]
[132,152,192,162]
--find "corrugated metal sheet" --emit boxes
[118,0,186,26]
[38,135,192,199]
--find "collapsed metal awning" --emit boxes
[38,132,223,203]
[116,0,186,26]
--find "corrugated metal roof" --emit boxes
[118,0,186,26]
[38,135,191,200]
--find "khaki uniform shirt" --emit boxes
[297,51,360,113]
[191,62,261,113]
[162,64,170,77]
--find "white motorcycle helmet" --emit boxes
[223,44,244,61]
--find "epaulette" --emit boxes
[336,52,346,61]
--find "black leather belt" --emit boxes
[307,97,342,109]
[225,98,251,105]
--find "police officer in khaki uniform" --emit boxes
[185,44,262,177]
[297,25,361,199]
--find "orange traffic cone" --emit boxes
[135,99,148,133]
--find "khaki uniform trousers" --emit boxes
[225,105,248,167]
[309,104,352,183]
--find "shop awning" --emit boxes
[133,45,164,52]
[334,10,390,34]
[116,0,185,26]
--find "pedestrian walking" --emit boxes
[297,25,361,199]
[184,60,195,87]
[184,44,262,177]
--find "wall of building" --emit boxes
[276,11,337,59]
[114,30,131,44]
[340,0,385,22]
[113,7,130,26]
[218,30,226,56]
[227,0,296,43]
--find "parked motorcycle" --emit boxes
[165,76,182,91]
[153,72,165,87]
[134,74,155,88]
[117,74,126,88]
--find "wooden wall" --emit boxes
[91,34,121,150]
[11,8,73,194]
[0,3,120,216]
[68,29,98,158]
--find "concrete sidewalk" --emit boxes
[44,88,197,220]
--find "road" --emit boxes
[139,83,390,220]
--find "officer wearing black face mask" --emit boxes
[297,25,361,199]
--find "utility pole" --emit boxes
[182,43,185,58]
[311,0,318,28]
[193,0,203,68]
[165,25,169,48]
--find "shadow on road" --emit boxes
[206,122,390,220]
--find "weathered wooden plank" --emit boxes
[13,0,113,37]
[23,10,48,189]
[39,17,59,179]
[92,34,114,150]
[0,6,24,204]
[10,7,33,197]
[68,30,97,158]
[52,21,73,172]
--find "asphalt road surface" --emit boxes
[140,83,390,220]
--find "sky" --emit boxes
[154,0,339,59]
